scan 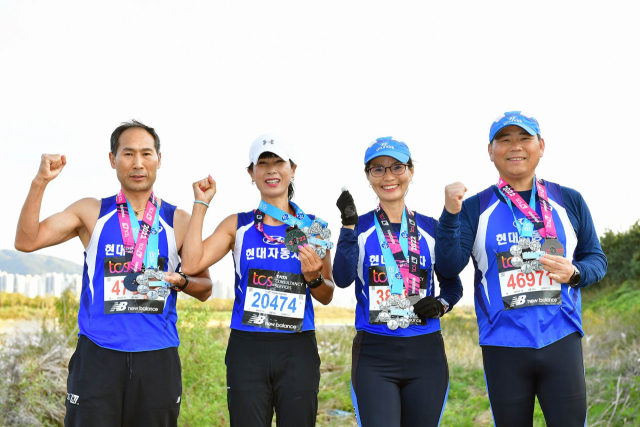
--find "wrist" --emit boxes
[306,272,324,289]
[32,177,50,187]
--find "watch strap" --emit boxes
[307,272,324,289]
[177,272,189,290]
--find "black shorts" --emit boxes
[225,329,321,427]
[482,332,587,427]
[351,331,449,427]
[65,335,182,427]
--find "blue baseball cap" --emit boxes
[489,111,541,142]
[364,137,411,165]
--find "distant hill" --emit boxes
[0,250,82,276]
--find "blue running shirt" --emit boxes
[78,195,181,352]
[231,211,316,332]
[333,211,463,337]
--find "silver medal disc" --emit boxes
[301,227,310,236]
[137,284,150,294]
[510,245,522,256]
[388,295,401,307]
[387,318,399,330]
[518,237,531,248]
[378,312,391,322]
[146,289,159,300]
[157,286,170,298]
[144,269,154,278]
[379,300,390,311]
[398,298,410,309]
[531,260,544,271]
[511,256,524,268]
[310,222,322,234]
[529,240,541,252]
[315,247,326,259]
[520,263,533,274]
[153,270,165,281]
[136,275,148,286]
[320,228,331,239]
[398,317,410,329]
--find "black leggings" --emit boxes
[225,329,321,427]
[482,332,587,427]
[351,331,449,427]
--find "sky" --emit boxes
[1,0,639,306]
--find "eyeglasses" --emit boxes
[367,164,408,177]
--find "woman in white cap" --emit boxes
[333,137,463,427]
[181,134,335,427]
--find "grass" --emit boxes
[1,294,638,426]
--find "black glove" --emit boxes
[336,188,358,226]
[413,296,445,319]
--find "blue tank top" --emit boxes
[231,211,316,332]
[78,195,181,352]
[472,181,582,348]
[353,211,440,337]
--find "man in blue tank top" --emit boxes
[15,120,213,427]
[435,111,607,427]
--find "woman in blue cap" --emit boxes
[333,137,463,427]
[181,134,335,427]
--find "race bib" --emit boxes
[242,268,307,332]
[495,250,561,310]
[368,265,430,325]
[103,256,167,315]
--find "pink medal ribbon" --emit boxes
[497,177,558,240]
[115,189,159,273]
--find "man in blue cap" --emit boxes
[435,112,607,426]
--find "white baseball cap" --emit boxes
[249,133,292,165]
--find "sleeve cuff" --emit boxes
[438,207,460,228]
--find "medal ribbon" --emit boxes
[254,200,331,247]
[116,190,159,273]
[373,205,421,296]
[497,177,558,240]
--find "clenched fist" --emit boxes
[192,175,217,204]
[444,182,467,214]
[37,154,67,183]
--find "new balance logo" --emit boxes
[263,139,274,145]
[248,314,266,325]
[177,396,181,403]
[110,301,128,312]
[511,295,527,307]
[67,393,80,405]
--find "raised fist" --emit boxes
[444,182,467,215]
[37,154,67,182]
[192,175,217,204]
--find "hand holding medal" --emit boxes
[298,244,324,284]
[539,254,575,283]
[123,268,169,300]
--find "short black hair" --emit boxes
[110,120,160,156]
[247,152,296,200]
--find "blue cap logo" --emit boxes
[489,111,541,142]
[364,136,411,165]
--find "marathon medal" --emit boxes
[372,205,422,330]
[254,200,334,259]
[285,226,308,253]
[105,190,169,314]
[496,177,563,309]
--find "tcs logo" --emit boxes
[252,271,273,287]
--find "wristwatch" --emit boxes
[567,266,581,288]
[307,272,324,289]
[437,298,450,314]
[176,272,190,291]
